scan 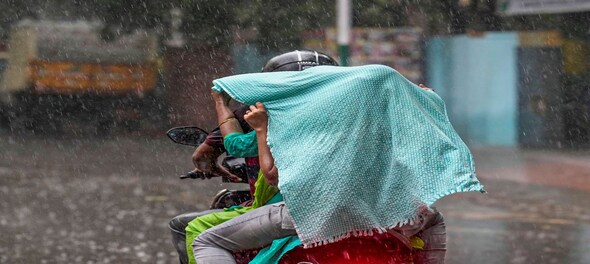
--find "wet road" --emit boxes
[440,148,590,264]
[1,133,589,263]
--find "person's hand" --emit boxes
[212,165,244,182]
[265,173,278,187]
[191,144,216,179]
[418,84,434,91]
[189,159,243,182]
[191,143,243,182]
[211,91,232,106]
[244,102,268,132]
[192,144,214,171]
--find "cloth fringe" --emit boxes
[301,208,424,249]
[301,180,485,249]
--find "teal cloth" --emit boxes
[224,131,258,157]
[266,192,284,204]
[249,236,302,264]
[212,64,484,247]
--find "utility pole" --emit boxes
[337,0,351,66]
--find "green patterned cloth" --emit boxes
[212,65,484,247]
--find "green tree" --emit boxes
[176,0,235,48]
[234,0,334,51]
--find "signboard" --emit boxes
[303,27,424,84]
[498,0,590,15]
[30,60,156,94]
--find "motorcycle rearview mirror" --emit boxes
[166,126,209,147]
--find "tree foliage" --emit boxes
[234,0,334,51]
[3,0,586,47]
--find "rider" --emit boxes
[169,50,338,264]
[168,105,255,264]
[193,51,447,264]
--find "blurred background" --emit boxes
[0,0,589,263]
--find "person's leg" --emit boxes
[193,202,296,264]
[169,209,223,264]
[411,210,447,264]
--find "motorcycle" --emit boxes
[167,126,414,264]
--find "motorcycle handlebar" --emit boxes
[179,171,212,180]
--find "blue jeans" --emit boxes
[193,202,446,264]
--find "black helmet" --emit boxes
[261,50,338,72]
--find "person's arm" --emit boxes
[254,124,279,186]
[210,97,259,158]
[191,142,219,176]
[211,91,243,137]
[191,141,242,182]
[243,102,279,186]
